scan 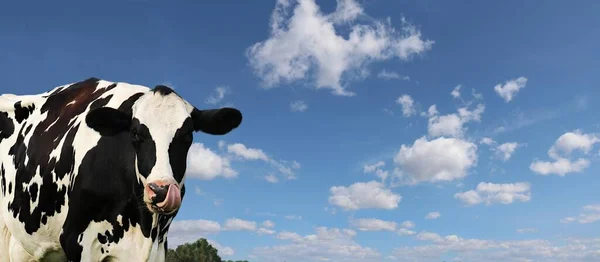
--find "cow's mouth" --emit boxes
[145,183,182,215]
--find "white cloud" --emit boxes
[548,130,600,159]
[284,215,303,220]
[377,69,410,80]
[397,228,416,236]
[167,219,222,247]
[258,228,277,235]
[480,137,495,146]
[427,104,485,138]
[350,218,397,232]
[227,143,270,161]
[206,239,235,257]
[219,141,301,180]
[516,228,537,233]
[205,86,230,105]
[530,157,590,176]
[223,218,257,231]
[392,136,478,185]
[392,232,600,262]
[494,76,527,102]
[328,180,402,210]
[187,143,238,180]
[561,204,600,224]
[451,85,461,99]
[530,130,598,176]
[290,100,308,112]
[425,212,441,220]
[213,198,224,206]
[246,0,433,96]
[496,142,520,161]
[265,174,279,183]
[454,182,531,206]
[396,94,416,117]
[420,104,438,118]
[363,161,389,181]
[252,227,381,262]
[262,220,276,228]
[400,220,415,229]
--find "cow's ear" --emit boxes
[191,107,242,135]
[86,107,132,136]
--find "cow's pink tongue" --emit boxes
[156,184,181,211]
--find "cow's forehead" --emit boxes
[132,91,193,133]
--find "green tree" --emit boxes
[166,238,222,262]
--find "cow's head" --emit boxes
[85,85,242,215]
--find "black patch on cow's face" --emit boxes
[130,119,157,178]
[0,111,14,144]
[169,118,194,183]
[13,101,35,123]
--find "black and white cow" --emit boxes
[0,77,242,261]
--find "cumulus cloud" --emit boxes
[187,143,238,180]
[377,69,410,80]
[251,227,381,262]
[451,85,461,99]
[392,232,600,262]
[227,143,270,161]
[363,161,389,182]
[427,104,485,138]
[561,204,600,224]
[454,182,531,206]
[167,219,222,247]
[516,228,537,233]
[396,94,416,117]
[265,174,279,183]
[397,228,416,236]
[479,138,521,161]
[262,220,276,228]
[494,76,527,102]
[284,215,303,220]
[530,130,598,176]
[290,100,308,112]
[425,212,441,220]
[328,180,402,210]
[246,0,433,96]
[223,218,258,231]
[392,136,478,185]
[219,141,301,180]
[205,86,230,105]
[350,218,397,232]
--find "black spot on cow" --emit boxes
[1,164,5,196]
[14,101,35,123]
[30,183,38,202]
[8,181,11,194]
[0,111,15,144]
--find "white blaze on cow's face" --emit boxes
[85,85,243,216]
[131,90,194,215]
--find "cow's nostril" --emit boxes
[148,183,169,204]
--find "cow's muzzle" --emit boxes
[146,182,182,214]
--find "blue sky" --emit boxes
[2,0,600,261]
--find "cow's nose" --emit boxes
[148,182,169,204]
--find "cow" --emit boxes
[0,77,243,261]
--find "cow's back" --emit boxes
[0,77,149,260]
